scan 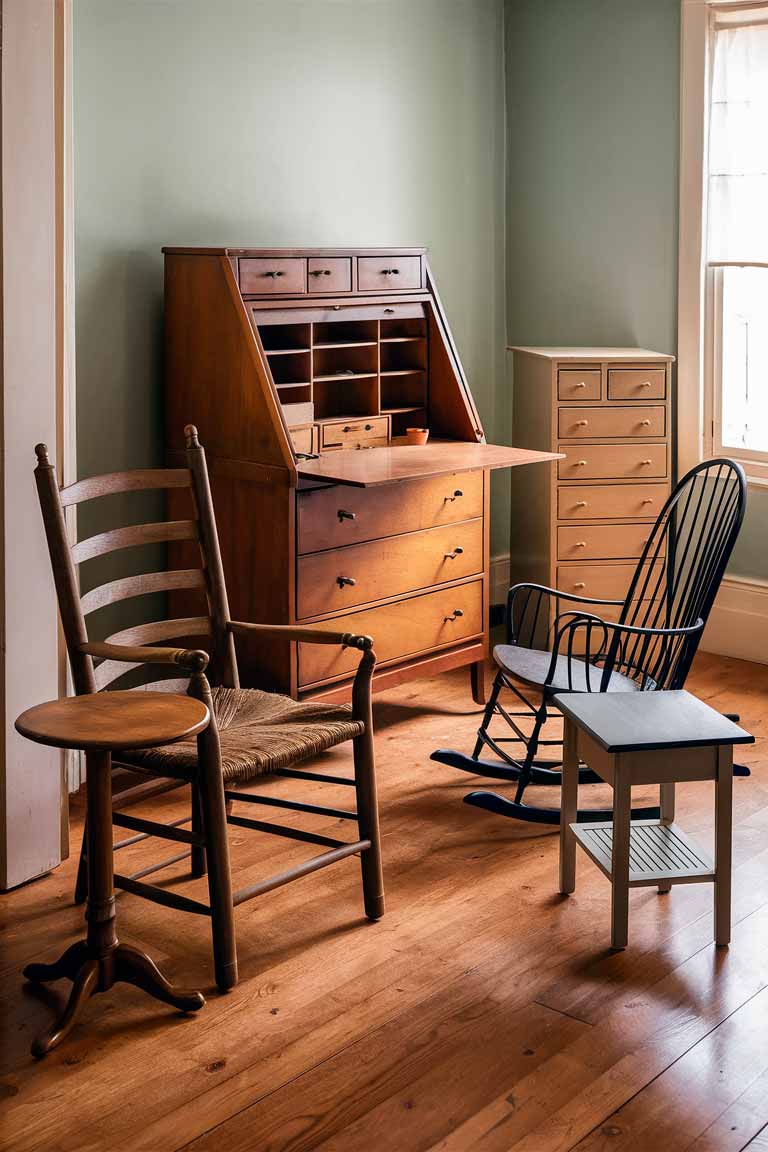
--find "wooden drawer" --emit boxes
[308,257,352,294]
[297,470,484,553]
[608,368,666,400]
[557,523,654,562]
[357,256,422,292]
[558,369,601,401]
[558,406,665,439]
[558,443,667,481]
[251,302,425,327]
[298,580,482,687]
[290,425,317,455]
[297,519,483,618]
[558,483,669,521]
[320,416,389,450]
[239,257,307,295]
[556,562,662,602]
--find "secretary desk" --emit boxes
[163,247,555,703]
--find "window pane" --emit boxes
[720,266,768,453]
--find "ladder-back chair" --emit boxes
[34,425,384,990]
[432,459,747,824]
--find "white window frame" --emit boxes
[678,0,768,486]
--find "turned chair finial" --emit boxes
[184,424,201,449]
[35,443,52,467]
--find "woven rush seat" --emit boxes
[493,645,641,694]
[121,686,365,783]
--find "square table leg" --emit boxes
[715,744,733,947]
[559,718,578,895]
[611,757,631,950]
[658,782,676,894]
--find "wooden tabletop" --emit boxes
[553,690,753,753]
[297,441,560,487]
[15,692,210,752]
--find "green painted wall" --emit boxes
[74,0,509,555]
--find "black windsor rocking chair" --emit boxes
[432,459,748,825]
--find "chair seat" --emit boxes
[119,686,365,784]
[493,644,641,694]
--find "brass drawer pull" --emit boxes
[641,497,654,504]
[336,576,356,588]
[311,269,332,276]
[337,509,356,522]
[444,489,464,502]
[574,541,586,548]
[443,609,464,622]
[444,547,464,559]
[575,381,586,388]
[342,423,374,433]
[640,380,652,388]
[384,307,395,314]
[382,268,400,276]
[639,419,651,427]
[575,500,588,508]
[640,459,653,466]
[575,419,589,427]
[573,582,586,589]
[265,270,284,278]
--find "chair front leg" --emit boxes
[190,781,207,879]
[351,647,384,921]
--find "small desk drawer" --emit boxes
[557,483,669,521]
[557,523,653,562]
[558,406,665,439]
[320,416,388,450]
[297,470,484,553]
[290,425,317,455]
[297,519,483,618]
[298,580,482,687]
[357,256,422,292]
[558,443,667,480]
[239,257,307,295]
[308,257,352,294]
[608,368,667,400]
[558,369,601,401]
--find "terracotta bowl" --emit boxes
[406,427,430,446]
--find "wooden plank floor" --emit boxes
[2,651,768,1151]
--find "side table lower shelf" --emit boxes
[572,820,715,888]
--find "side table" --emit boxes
[554,690,754,950]
[16,691,211,1057]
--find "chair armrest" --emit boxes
[506,581,626,647]
[228,620,373,651]
[509,581,625,609]
[79,641,209,672]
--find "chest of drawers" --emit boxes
[509,347,674,627]
[163,248,556,701]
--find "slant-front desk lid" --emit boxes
[296,440,560,487]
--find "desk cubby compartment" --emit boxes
[313,319,378,349]
[258,322,311,353]
[312,341,378,421]
[268,350,312,390]
[379,314,426,341]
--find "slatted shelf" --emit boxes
[572,819,714,887]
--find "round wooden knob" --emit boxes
[574,582,586,590]
[575,500,588,507]
[576,419,588,427]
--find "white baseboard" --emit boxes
[490,553,511,606]
[702,576,768,665]
[491,558,768,666]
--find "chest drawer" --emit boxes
[558,369,601,401]
[308,257,352,294]
[357,256,422,292]
[556,562,663,602]
[290,425,318,455]
[608,368,667,400]
[320,417,389,450]
[558,406,665,439]
[239,257,307,295]
[557,483,669,521]
[297,519,482,619]
[298,580,482,687]
[557,523,654,562]
[558,443,667,481]
[297,470,484,553]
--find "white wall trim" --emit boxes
[703,576,768,664]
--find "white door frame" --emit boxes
[0,0,76,888]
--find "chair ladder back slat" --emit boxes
[103,617,212,649]
[185,426,239,688]
[80,569,207,615]
[60,468,193,508]
[72,520,199,565]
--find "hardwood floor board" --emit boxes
[424,901,768,1152]
[1,653,767,1152]
[568,983,768,1150]
[744,1124,768,1150]
[686,1066,768,1151]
